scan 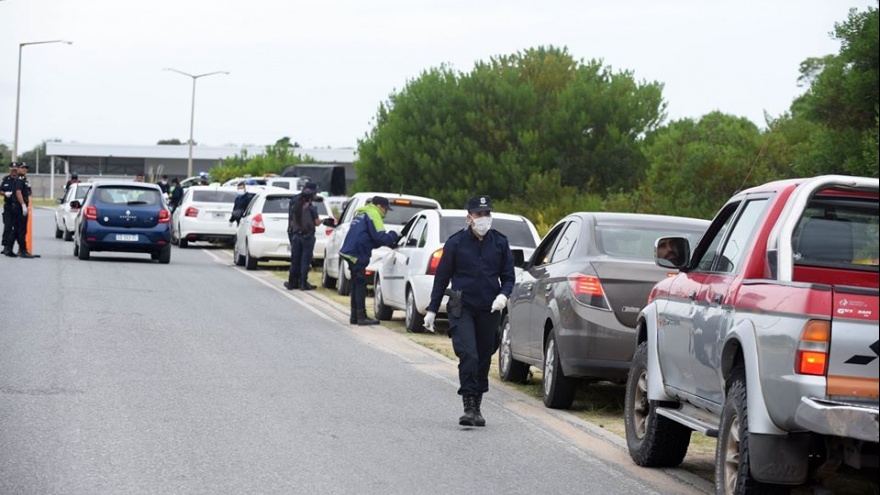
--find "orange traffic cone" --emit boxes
[26,203,33,253]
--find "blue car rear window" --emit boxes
[95,187,162,206]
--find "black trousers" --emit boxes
[346,261,368,313]
[1,206,13,248]
[11,207,27,253]
[288,233,316,287]
[449,307,502,396]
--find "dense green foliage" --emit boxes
[208,137,317,184]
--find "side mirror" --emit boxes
[70,200,82,209]
[511,248,526,269]
[655,236,690,270]
[322,217,336,227]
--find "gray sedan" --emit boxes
[498,212,709,409]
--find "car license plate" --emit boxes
[116,234,138,241]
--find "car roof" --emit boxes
[88,180,162,190]
[186,185,238,191]
[566,212,710,229]
[433,209,529,222]
[347,191,442,205]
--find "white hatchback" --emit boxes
[171,186,240,248]
[233,188,331,270]
[372,209,540,332]
[54,182,92,242]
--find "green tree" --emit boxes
[637,112,773,219]
[355,46,666,209]
[209,137,315,184]
[157,138,183,145]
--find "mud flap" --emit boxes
[749,432,811,484]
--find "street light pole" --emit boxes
[13,39,72,161]
[164,68,229,178]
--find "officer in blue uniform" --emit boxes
[10,163,34,258]
[425,195,515,427]
[339,196,399,325]
[285,182,321,291]
[1,163,20,256]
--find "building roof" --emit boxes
[44,142,357,163]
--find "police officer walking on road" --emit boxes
[424,195,515,427]
[285,182,322,291]
[1,163,19,256]
[339,196,399,325]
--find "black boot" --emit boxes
[283,280,297,291]
[459,395,478,426]
[356,309,378,326]
[301,282,316,291]
[474,394,486,427]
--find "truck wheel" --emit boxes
[373,276,394,320]
[498,314,530,383]
[543,329,576,409]
[715,369,783,495]
[625,341,691,467]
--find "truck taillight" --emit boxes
[84,205,98,220]
[185,207,199,217]
[795,319,830,376]
[568,273,610,310]
[426,248,443,275]
[251,214,265,234]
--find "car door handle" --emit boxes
[688,290,697,301]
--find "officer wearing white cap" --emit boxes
[424,195,515,427]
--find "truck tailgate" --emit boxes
[828,287,880,401]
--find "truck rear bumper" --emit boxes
[794,396,879,443]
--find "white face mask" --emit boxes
[237,189,246,196]
[470,216,492,236]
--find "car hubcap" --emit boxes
[633,369,649,439]
[544,340,556,395]
[723,415,741,493]
[500,323,512,375]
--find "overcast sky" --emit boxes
[0,0,872,154]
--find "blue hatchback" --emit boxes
[73,181,173,263]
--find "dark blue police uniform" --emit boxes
[10,170,31,256]
[1,166,18,255]
[286,183,320,291]
[426,195,515,426]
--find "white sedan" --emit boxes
[372,209,540,332]
[54,182,92,242]
[233,188,331,270]
[171,186,240,248]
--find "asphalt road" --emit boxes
[1,208,712,495]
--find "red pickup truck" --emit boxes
[625,175,878,493]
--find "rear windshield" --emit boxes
[94,186,162,207]
[382,201,440,225]
[192,190,239,203]
[262,196,330,215]
[440,217,536,248]
[794,196,879,268]
[597,226,705,259]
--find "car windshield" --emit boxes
[95,186,162,206]
[597,226,704,259]
[192,190,239,203]
[439,217,537,247]
[262,196,330,215]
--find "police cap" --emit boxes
[372,196,392,211]
[466,195,492,213]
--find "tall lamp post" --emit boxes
[13,39,73,161]
[164,68,229,178]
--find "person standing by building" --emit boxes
[157,174,170,195]
[285,182,321,291]
[339,196,399,325]
[229,181,255,226]
[1,163,19,256]
[424,195,515,427]
[169,177,183,212]
[64,172,81,192]
[10,163,34,258]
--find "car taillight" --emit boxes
[251,213,265,234]
[568,273,610,310]
[795,319,830,376]
[158,209,170,224]
[325,228,334,236]
[185,206,199,217]
[426,248,443,275]
[84,205,98,220]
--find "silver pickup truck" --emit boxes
[624,175,879,493]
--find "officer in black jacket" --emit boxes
[10,163,33,258]
[425,195,515,427]
[1,163,19,256]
